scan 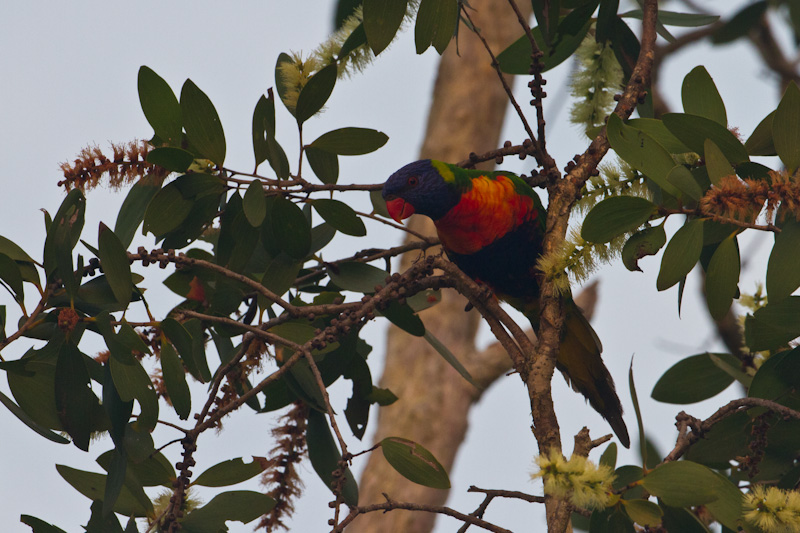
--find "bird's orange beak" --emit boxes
[385,197,415,223]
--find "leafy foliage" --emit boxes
[7,1,800,533]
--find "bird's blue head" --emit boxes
[382,159,461,222]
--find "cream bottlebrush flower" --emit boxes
[537,226,627,295]
[277,2,422,112]
[569,34,624,131]
[532,450,615,510]
[743,485,800,533]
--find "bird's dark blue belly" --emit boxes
[444,220,543,302]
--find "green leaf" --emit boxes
[656,219,704,291]
[641,461,721,507]
[370,189,391,218]
[309,127,389,155]
[767,220,800,302]
[306,410,359,506]
[56,464,150,517]
[595,0,618,44]
[745,110,776,156]
[96,449,175,488]
[271,197,311,259]
[305,147,339,184]
[261,253,302,298]
[137,66,182,145]
[380,436,451,489]
[623,499,663,527]
[115,175,161,248]
[621,9,719,28]
[423,330,478,388]
[340,22,367,57]
[662,113,749,164]
[328,261,388,293]
[773,81,800,173]
[55,343,93,450]
[705,235,740,319]
[606,114,681,197]
[666,165,703,201]
[242,179,266,227]
[43,189,86,296]
[748,346,800,399]
[704,472,743,531]
[192,457,267,487]
[181,79,226,166]
[160,341,191,419]
[252,90,290,178]
[108,343,154,404]
[703,138,735,186]
[581,196,656,244]
[629,361,647,468]
[312,199,366,236]
[181,491,275,533]
[20,515,68,533]
[712,1,768,44]
[622,225,667,272]
[0,389,69,444]
[681,66,727,126]
[160,318,206,382]
[600,442,617,469]
[590,506,636,533]
[660,505,711,533]
[146,146,194,172]
[103,448,128,517]
[497,2,597,74]
[143,182,192,237]
[380,300,425,336]
[627,118,692,154]
[0,252,24,301]
[415,0,457,54]
[744,297,800,351]
[97,223,133,307]
[651,353,737,404]
[363,0,408,55]
[295,63,338,124]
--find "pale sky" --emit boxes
[0,1,782,532]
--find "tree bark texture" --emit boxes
[353,2,532,532]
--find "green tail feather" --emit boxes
[525,299,630,448]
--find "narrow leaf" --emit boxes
[193,457,267,487]
[295,63,338,124]
[656,219,704,291]
[681,66,727,126]
[312,199,366,236]
[138,66,182,145]
[98,223,133,307]
[703,139,735,186]
[380,437,450,489]
[581,196,656,244]
[767,220,800,302]
[651,353,737,404]
[181,79,226,166]
[423,330,478,388]
[309,127,389,155]
[306,410,359,505]
[160,341,191,419]
[242,179,266,227]
[641,461,721,507]
[773,81,800,172]
[363,0,408,55]
[705,235,740,319]
[606,114,682,197]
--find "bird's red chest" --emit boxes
[434,175,537,255]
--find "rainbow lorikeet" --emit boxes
[382,159,630,448]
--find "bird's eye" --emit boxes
[408,176,419,187]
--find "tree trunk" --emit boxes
[354,2,531,532]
